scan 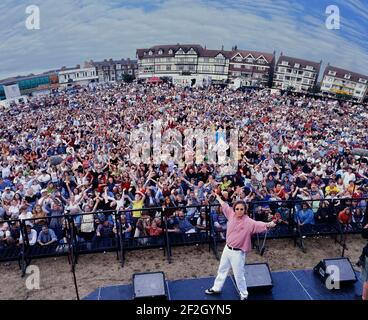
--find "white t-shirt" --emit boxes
[343,172,356,186]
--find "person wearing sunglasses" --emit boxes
[205,191,276,300]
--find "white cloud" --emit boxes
[0,0,367,80]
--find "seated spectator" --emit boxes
[255,189,273,222]
[176,209,196,233]
[0,218,11,247]
[196,209,208,233]
[315,200,334,223]
[24,188,37,208]
[19,223,38,246]
[37,225,58,247]
[96,218,115,239]
[134,212,151,238]
[338,207,352,225]
[19,208,33,222]
[114,215,132,239]
[1,186,15,204]
[273,204,290,225]
[32,204,47,226]
[212,207,227,239]
[295,202,315,227]
[8,220,20,246]
[352,208,365,227]
[146,220,163,237]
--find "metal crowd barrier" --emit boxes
[0,197,366,276]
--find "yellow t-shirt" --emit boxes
[132,199,144,218]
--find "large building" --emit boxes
[136,44,275,86]
[86,58,138,83]
[0,71,59,100]
[273,53,321,92]
[228,47,275,87]
[136,44,230,83]
[321,64,368,102]
[58,65,98,88]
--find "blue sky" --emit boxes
[0,0,367,80]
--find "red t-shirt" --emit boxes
[147,227,162,237]
[338,211,351,224]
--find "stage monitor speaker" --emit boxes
[133,272,167,300]
[243,263,273,291]
[313,257,357,288]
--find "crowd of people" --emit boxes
[0,81,367,252]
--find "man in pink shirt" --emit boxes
[205,192,276,300]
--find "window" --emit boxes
[235,57,242,62]
[158,49,163,55]
[344,74,351,79]
[306,65,314,71]
[278,67,286,73]
[281,61,289,66]
[166,65,171,71]
[257,66,265,71]
[246,58,254,63]
[359,78,367,84]
[168,49,173,54]
[215,65,224,73]
[149,51,153,56]
[294,63,300,68]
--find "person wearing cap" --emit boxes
[1,187,14,203]
[205,192,276,300]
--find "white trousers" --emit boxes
[212,245,248,299]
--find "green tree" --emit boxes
[123,74,135,83]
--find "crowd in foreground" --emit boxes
[0,81,367,250]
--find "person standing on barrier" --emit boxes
[205,192,276,300]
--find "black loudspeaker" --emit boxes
[243,263,273,291]
[133,272,167,300]
[313,258,357,288]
